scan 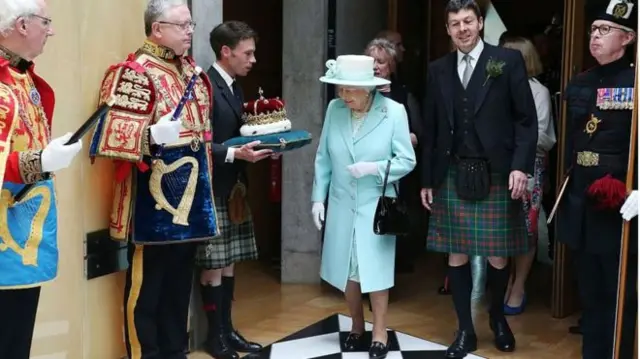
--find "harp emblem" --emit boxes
[0,185,51,266]
[149,156,198,226]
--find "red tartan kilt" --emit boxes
[426,167,530,257]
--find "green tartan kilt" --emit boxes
[426,167,530,257]
[195,197,258,269]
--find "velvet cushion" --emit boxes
[222,129,313,153]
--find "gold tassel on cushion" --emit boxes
[228,181,249,224]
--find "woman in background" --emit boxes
[500,35,556,315]
[311,54,416,358]
[364,37,426,274]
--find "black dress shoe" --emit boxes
[369,341,389,358]
[445,330,477,359]
[489,317,516,352]
[204,334,240,359]
[225,330,263,353]
[344,332,366,351]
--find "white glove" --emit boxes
[149,112,182,145]
[620,190,638,221]
[346,162,378,179]
[311,202,325,231]
[41,132,83,173]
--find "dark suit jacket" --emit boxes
[420,43,538,188]
[207,65,247,199]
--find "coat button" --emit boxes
[450,130,454,134]
[446,150,450,155]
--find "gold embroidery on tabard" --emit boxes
[0,185,52,266]
[112,67,153,112]
[149,156,199,226]
[18,150,44,183]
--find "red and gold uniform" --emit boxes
[0,46,59,359]
[89,40,217,359]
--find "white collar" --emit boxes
[213,61,234,88]
[457,40,484,64]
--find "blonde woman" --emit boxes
[500,35,556,315]
[312,55,416,358]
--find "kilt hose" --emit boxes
[195,196,258,269]
[427,167,530,257]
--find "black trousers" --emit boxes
[574,249,637,359]
[124,242,196,359]
[0,287,40,359]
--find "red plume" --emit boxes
[586,174,627,210]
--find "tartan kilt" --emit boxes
[195,197,258,269]
[426,167,530,257]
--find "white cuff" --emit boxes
[225,147,236,163]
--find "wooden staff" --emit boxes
[613,56,638,359]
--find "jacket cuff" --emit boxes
[18,150,47,184]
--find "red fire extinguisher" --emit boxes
[268,155,282,203]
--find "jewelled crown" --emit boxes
[241,87,291,137]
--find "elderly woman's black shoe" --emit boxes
[344,332,366,351]
[368,341,389,358]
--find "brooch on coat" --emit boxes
[584,114,602,136]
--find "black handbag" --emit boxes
[455,157,491,201]
[373,160,410,236]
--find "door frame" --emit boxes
[550,0,586,319]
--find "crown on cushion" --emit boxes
[242,87,287,126]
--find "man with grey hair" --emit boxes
[0,0,83,358]
[89,0,216,358]
[557,1,637,357]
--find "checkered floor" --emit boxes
[250,314,486,358]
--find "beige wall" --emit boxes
[28,1,148,358]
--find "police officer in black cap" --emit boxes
[557,0,637,358]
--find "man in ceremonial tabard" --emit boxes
[557,1,637,358]
[195,21,268,359]
[0,0,83,358]
[89,0,218,358]
[420,0,538,357]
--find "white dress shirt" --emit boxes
[213,62,239,163]
[456,40,485,82]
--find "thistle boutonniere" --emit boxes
[483,57,506,86]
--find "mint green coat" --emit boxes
[311,92,416,293]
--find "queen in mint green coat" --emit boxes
[311,78,416,294]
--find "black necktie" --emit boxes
[231,81,241,101]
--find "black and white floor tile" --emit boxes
[251,314,486,359]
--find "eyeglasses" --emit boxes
[589,24,629,36]
[27,14,52,27]
[157,21,196,31]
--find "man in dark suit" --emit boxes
[420,1,538,357]
[195,21,272,359]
